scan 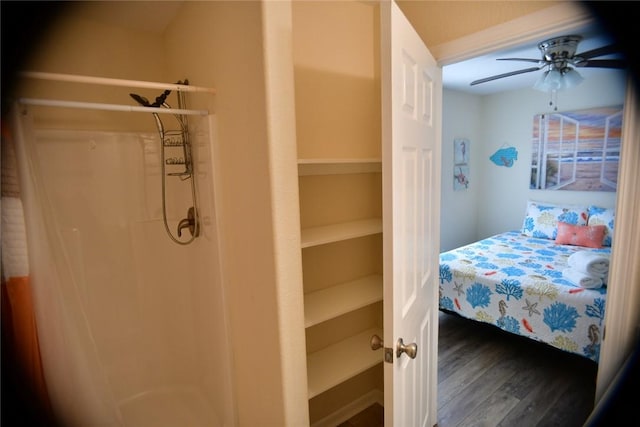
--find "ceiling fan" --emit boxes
[470,35,627,88]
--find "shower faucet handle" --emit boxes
[177,207,199,238]
[177,218,191,238]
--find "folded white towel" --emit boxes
[563,268,603,289]
[568,251,610,277]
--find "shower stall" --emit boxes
[9,72,235,427]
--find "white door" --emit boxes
[381,1,442,426]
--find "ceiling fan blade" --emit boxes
[575,44,621,60]
[574,59,627,69]
[497,58,546,64]
[470,66,542,86]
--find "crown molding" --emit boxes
[432,3,594,66]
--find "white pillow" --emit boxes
[521,200,589,240]
[587,205,615,246]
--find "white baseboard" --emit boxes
[311,389,384,427]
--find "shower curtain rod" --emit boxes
[20,71,217,94]
[18,98,209,116]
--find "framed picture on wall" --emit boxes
[454,165,469,190]
[454,138,470,190]
[454,138,469,165]
[530,105,623,191]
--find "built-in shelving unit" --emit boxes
[298,159,383,402]
[294,2,383,423]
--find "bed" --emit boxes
[438,201,615,363]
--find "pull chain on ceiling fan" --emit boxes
[470,35,626,110]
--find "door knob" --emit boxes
[371,334,394,364]
[370,334,384,351]
[396,338,417,359]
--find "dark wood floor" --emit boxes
[437,310,597,427]
[342,310,598,427]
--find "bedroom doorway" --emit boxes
[436,1,635,422]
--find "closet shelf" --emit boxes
[301,218,382,248]
[304,275,383,328]
[307,327,383,399]
[298,158,381,176]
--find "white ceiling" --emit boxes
[442,22,625,95]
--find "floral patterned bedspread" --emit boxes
[439,230,609,363]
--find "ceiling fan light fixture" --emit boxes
[532,67,583,93]
[533,69,562,92]
[533,71,549,92]
[562,68,584,89]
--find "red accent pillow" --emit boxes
[555,222,606,248]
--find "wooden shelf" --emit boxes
[304,275,383,328]
[301,218,382,248]
[307,327,383,399]
[298,158,381,176]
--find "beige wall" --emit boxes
[398,0,559,48]
[293,0,381,160]
[17,7,166,132]
[163,2,308,426]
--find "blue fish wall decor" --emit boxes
[490,146,518,167]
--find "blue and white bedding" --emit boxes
[439,230,609,363]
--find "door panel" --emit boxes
[381,1,442,426]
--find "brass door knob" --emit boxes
[370,334,384,351]
[396,338,417,359]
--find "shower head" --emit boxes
[152,89,171,108]
[130,93,150,107]
[130,93,164,134]
[129,91,184,134]
[130,89,173,108]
